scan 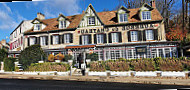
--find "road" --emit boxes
[0,79,189,90]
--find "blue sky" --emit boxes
[0,0,182,42]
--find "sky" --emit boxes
[0,0,182,42]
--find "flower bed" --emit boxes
[26,62,70,72]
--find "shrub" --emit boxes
[86,53,98,61]
[130,59,156,71]
[105,60,130,71]
[158,58,183,71]
[48,54,54,62]
[54,53,64,61]
[64,54,73,62]
[4,58,15,71]
[26,62,69,72]
[19,45,46,69]
[90,61,106,72]
[0,48,8,62]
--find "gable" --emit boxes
[31,18,42,24]
[79,4,103,28]
[139,3,153,11]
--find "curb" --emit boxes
[0,74,190,86]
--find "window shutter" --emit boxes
[108,33,112,43]
[70,34,73,43]
[143,30,146,41]
[79,35,82,45]
[46,36,48,45]
[88,35,92,44]
[94,34,97,44]
[59,35,61,44]
[51,36,53,45]
[35,37,38,44]
[38,37,40,45]
[118,32,122,43]
[104,34,107,43]
[127,31,131,42]
[28,38,30,46]
[62,34,64,44]
[154,29,158,40]
[138,31,142,41]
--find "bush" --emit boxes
[158,58,183,71]
[54,53,64,61]
[86,53,98,61]
[48,54,54,62]
[0,48,8,62]
[90,61,106,72]
[26,62,69,72]
[130,59,156,71]
[4,58,15,71]
[64,54,73,62]
[19,45,46,69]
[105,60,130,71]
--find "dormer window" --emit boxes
[142,11,151,20]
[59,20,66,29]
[119,13,128,23]
[88,17,95,25]
[34,24,41,31]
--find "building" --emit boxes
[10,1,179,60]
[0,39,9,50]
[8,20,33,58]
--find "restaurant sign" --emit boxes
[135,46,147,55]
[79,23,159,34]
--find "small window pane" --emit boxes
[88,17,95,25]
[82,35,89,45]
[120,14,128,22]
[131,31,138,41]
[142,11,151,20]
[64,34,70,43]
[146,30,154,40]
[111,33,119,43]
[97,34,104,44]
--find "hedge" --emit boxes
[4,58,15,71]
[89,57,190,71]
[26,62,70,72]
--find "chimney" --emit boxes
[82,10,85,14]
[150,0,156,8]
[37,12,45,20]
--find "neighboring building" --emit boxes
[8,20,33,58]
[0,39,9,50]
[11,1,179,60]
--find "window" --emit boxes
[34,24,41,30]
[53,35,59,44]
[88,17,95,25]
[96,34,104,44]
[40,37,46,46]
[64,34,71,43]
[119,13,128,22]
[146,30,154,40]
[142,11,151,20]
[30,37,36,45]
[111,33,119,43]
[130,31,138,41]
[59,21,66,29]
[82,35,89,45]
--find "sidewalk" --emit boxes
[0,74,190,86]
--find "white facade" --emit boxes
[9,20,33,51]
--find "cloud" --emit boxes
[0,3,26,31]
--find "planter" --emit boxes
[135,71,157,77]
[39,71,56,75]
[55,60,61,63]
[110,71,131,76]
[12,72,24,75]
[161,71,186,77]
[23,72,39,75]
[88,71,107,76]
[38,61,44,63]
[56,72,69,76]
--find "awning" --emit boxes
[65,45,96,49]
